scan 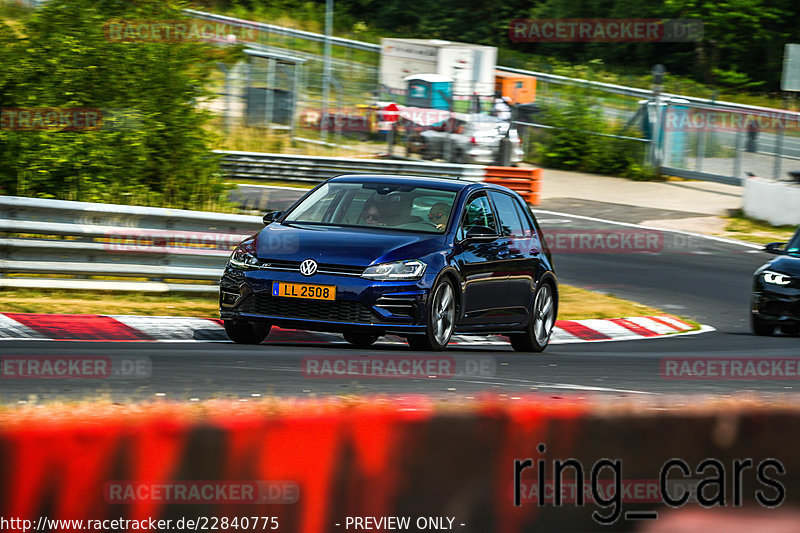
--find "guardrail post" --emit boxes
[773,122,785,181]
[733,128,743,182]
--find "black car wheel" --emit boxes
[407,278,456,351]
[224,320,271,344]
[343,331,380,348]
[510,282,555,353]
[780,324,800,336]
[751,315,775,336]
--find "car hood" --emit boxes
[256,223,446,266]
[765,255,800,277]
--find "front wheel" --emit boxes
[751,315,775,336]
[510,283,556,352]
[407,278,456,351]
[224,320,271,344]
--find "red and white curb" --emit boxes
[0,313,706,344]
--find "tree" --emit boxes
[0,0,234,209]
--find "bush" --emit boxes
[0,0,238,210]
[527,87,649,179]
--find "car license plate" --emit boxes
[272,282,335,301]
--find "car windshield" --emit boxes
[282,182,458,233]
[786,229,800,257]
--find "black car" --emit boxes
[220,174,558,351]
[751,226,800,336]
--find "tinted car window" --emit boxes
[490,192,525,237]
[458,195,496,239]
[512,197,535,237]
[284,182,457,233]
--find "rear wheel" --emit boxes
[751,315,775,336]
[780,323,799,336]
[224,320,271,345]
[343,331,380,348]
[407,278,456,351]
[510,283,555,353]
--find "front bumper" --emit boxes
[752,282,800,323]
[220,266,431,334]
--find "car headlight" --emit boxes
[362,260,426,281]
[228,240,259,269]
[763,271,792,286]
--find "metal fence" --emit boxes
[657,101,800,186]
[186,9,381,143]
[0,154,487,292]
[0,196,263,293]
[19,5,799,185]
[498,65,800,186]
[195,10,800,186]
[216,151,487,183]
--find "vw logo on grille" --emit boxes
[299,259,318,276]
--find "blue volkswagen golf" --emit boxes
[220,175,557,351]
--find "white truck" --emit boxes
[379,38,497,101]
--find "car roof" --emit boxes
[327,174,478,192]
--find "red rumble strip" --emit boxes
[0,314,702,343]
[6,313,155,341]
[609,318,659,337]
[556,321,612,341]
[646,316,686,331]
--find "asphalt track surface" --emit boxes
[2,199,798,403]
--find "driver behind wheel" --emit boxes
[427,202,451,231]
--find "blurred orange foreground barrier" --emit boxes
[1,398,799,533]
[483,167,542,205]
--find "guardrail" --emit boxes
[184,9,382,53]
[0,196,263,294]
[216,150,488,183]
[1,161,540,292]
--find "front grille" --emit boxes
[259,259,364,277]
[239,293,379,323]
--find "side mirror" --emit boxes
[465,225,497,240]
[764,242,786,255]
[262,211,283,225]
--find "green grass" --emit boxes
[0,284,696,325]
[721,210,797,245]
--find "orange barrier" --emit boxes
[483,167,542,205]
[1,398,799,533]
